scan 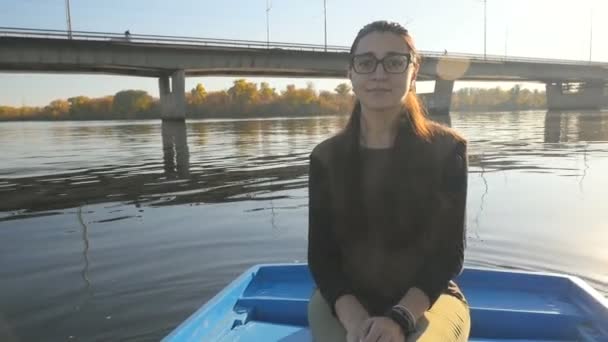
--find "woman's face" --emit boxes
[349,31,417,112]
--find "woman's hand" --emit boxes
[344,312,370,342]
[346,327,365,342]
[360,316,406,342]
[335,294,370,342]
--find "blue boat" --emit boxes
[163,263,608,341]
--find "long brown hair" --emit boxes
[347,20,430,140]
[338,21,435,237]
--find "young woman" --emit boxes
[307,21,470,342]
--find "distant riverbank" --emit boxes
[1,80,546,121]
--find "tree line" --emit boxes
[451,85,546,111]
[0,81,546,121]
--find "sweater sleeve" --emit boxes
[411,141,468,308]
[307,153,352,316]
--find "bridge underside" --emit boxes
[2,36,608,117]
[546,82,608,110]
[3,37,608,81]
[0,62,577,82]
[0,63,164,77]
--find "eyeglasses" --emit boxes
[350,53,412,74]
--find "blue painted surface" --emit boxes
[163,264,608,341]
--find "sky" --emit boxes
[1,0,607,106]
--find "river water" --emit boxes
[1,111,607,341]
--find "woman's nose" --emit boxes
[371,62,388,80]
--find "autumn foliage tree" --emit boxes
[451,86,546,112]
[0,82,546,121]
[113,90,155,119]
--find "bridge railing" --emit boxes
[418,50,607,67]
[2,27,607,67]
[0,27,351,53]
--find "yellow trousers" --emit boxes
[307,290,470,342]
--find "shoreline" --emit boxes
[0,108,558,122]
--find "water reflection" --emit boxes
[544,110,608,143]
[233,120,263,154]
[77,205,93,310]
[1,113,608,219]
[428,114,452,127]
[162,120,190,179]
[0,118,339,219]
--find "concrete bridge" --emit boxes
[1,27,607,119]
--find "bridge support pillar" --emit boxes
[159,70,186,121]
[546,81,607,110]
[425,79,454,116]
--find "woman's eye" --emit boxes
[388,59,404,68]
[358,59,373,68]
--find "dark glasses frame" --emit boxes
[349,52,413,74]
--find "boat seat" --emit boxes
[229,266,601,341]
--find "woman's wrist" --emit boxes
[385,305,416,335]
